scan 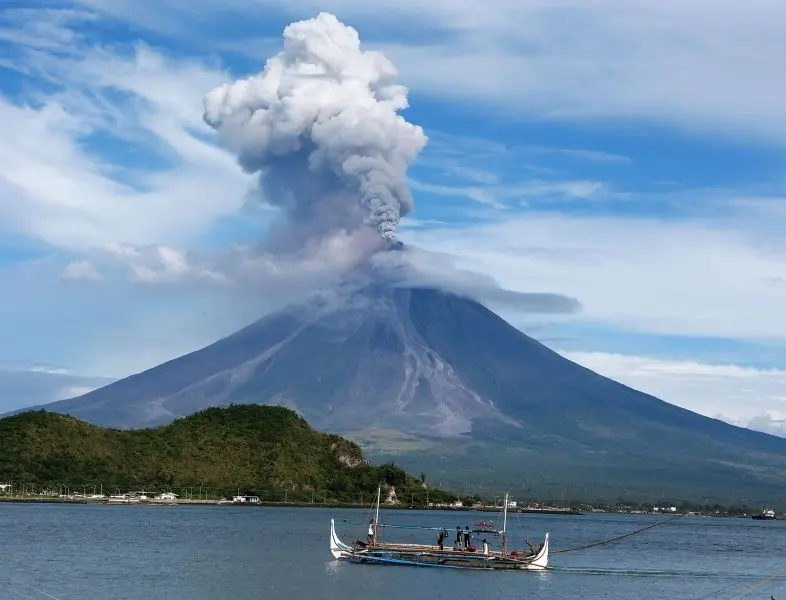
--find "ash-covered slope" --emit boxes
[32,283,786,501]
[37,285,522,434]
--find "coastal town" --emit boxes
[0,482,779,519]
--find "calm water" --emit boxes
[0,504,784,600]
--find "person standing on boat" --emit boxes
[482,539,489,555]
[463,526,472,549]
[455,526,462,548]
[437,529,447,550]
[367,519,377,546]
[525,539,536,555]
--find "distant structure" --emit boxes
[154,492,179,502]
[232,495,260,504]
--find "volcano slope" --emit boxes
[29,284,786,503]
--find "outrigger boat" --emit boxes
[329,489,549,571]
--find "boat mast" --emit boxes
[374,485,381,545]
[502,491,508,555]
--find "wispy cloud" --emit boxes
[57,1,786,143]
[372,2,786,143]
[410,178,606,209]
[420,131,630,170]
[0,8,94,52]
[562,350,786,438]
[0,35,252,252]
[446,165,500,185]
[525,147,631,164]
[401,209,786,341]
[0,365,114,413]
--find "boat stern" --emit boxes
[525,533,549,570]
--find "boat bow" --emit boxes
[330,518,354,559]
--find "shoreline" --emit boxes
[1,497,774,519]
[0,496,583,514]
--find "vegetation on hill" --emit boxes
[0,405,459,503]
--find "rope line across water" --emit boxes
[690,560,786,600]
[551,512,688,554]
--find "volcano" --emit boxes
[28,282,786,502]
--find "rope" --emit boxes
[692,577,758,600]
[551,512,688,555]
[690,560,786,600]
[726,563,786,600]
[8,579,64,600]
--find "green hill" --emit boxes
[0,405,449,503]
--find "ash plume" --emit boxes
[203,12,427,246]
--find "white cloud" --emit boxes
[58,384,100,398]
[64,1,786,143]
[561,350,786,438]
[104,244,225,284]
[401,211,786,341]
[0,8,94,52]
[373,1,786,143]
[746,414,786,438]
[61,260,102,280]
[29,365,70,375]
[0,40,253,252]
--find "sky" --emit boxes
[1,1,786,436]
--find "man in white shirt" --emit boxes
[482,539,489,555]
[367,519,376,545]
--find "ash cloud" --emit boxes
[198,13,580,318]
[361,244,581,315]
[203,12,426,248]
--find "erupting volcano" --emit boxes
[21,13,786,502]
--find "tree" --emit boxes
[377,462,407,489]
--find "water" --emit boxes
[0,503,784,600]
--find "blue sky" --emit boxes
[2,1,786,435]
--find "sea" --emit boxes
[0,503,784,600]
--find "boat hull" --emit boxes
[329,519,549,571]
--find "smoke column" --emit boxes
[203,12,427,245]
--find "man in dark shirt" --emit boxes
[437,529,447,550]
